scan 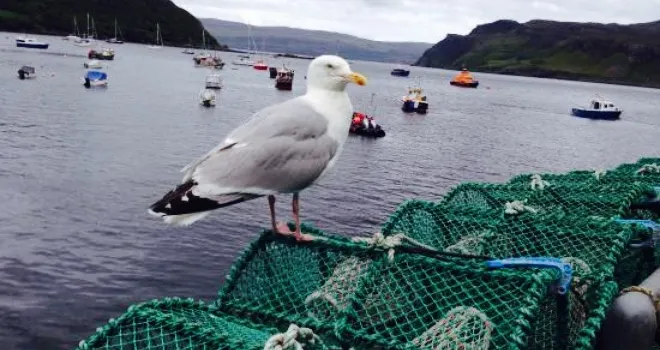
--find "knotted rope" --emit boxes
[504,200,538,215]
[619,286,660,312]
[594,169,607,180]
[352,232,437,261]
[530,174,549,190]
[263,324,322,350]
[411,306,493,350]
[636,164,660,175]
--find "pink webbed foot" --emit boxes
[274,222,294,236]
[293,232,315,242]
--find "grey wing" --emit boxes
[181,97,326,181]
[187,98,339,196]
[191,132,340,196]
[226,97,328,143]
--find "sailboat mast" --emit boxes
[86,13,90,39]
[114,18,117,39]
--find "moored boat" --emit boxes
[571,97,622,120]
[199,89,216,107]
[83,70,108,88]
[205,74,223,89]
[402,87,428,114]
[350,112,386,138]
[253,60,268,70]
[275,66,294,91]
[16,36,49,49]
[391,68,410,77]
[450,68,479,88]
[17,66,36,80]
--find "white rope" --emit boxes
[530,174,549,190]
[352,232,437,261]
[594,169,607,180]
[637,164,660,174]
[263,324,321,350]
[504,200,538,215]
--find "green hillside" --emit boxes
[0,0,226,49]
[415,19,660,88]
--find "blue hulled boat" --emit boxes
[571,97,622,120]
[16,36,49,49]
[391,68,410,77]
[83,70,108,88]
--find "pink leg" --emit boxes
[291,193,313,242]
[269,195,294,236]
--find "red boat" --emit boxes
[253,60,268,70]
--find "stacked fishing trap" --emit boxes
[76,157,660,350]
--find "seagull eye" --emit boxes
[326,64,334,69]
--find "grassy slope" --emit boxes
[0,0,224,49]
[415,19,660,87]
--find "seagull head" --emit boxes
[306,55,367,92]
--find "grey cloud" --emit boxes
[173,0,660,43]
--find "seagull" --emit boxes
[148,55,367,241]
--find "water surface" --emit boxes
[1,33,659,349]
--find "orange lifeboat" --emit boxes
[450,68,479,88]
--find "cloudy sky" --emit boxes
[173,0,660,43]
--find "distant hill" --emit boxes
[414,19,660,88]
[200,18,432,63]
[0,0,225,49]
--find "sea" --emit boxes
[0,32,659,349]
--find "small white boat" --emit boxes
[74,37,94,47]
[571,96,622,120]
[199,89,216,107]
[232,56,254,66]
[205,74,222,89]
[84,59,103,69]
[65,35,80,41]
[16,36,49,49]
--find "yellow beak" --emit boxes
[344,72,367,86]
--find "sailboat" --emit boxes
[253,36,268,70]
[148,23,163,49]
[106,19,124,44]
[232,23,255,66]
[65,16,81,41]
[74,13,95,47]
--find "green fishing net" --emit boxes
[75,157,660,350]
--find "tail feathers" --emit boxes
[148,180,262,226]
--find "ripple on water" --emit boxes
[1,33,660,349]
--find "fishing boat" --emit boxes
[17,66,36,80]
[391,68,410,77]
[84,60,103,69]
[16,36,49,49]
[88,48,115,60]
[183,48,195,54]
[105,19,124,44]
[199,89,216,107]
[571,97,622,120]
[148,23,163,49]
[83,70,108,88]
[205,74,223,89]
[402,87,428,114]
[275,66,294,91]
[450,68,479,88]
[269,67,278,79]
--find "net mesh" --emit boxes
[75,157,660,350]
